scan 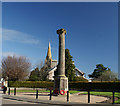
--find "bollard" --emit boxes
[14,88,16,95]
[8,88,10,95]
[3,87,5,94]
[67,91,69,102]
[112,91,115,104]
[49,90,52,100]
[3,86,7,94]
[36,90,38,99]
[88,90,90,103]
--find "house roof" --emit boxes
[48,66,85,75]
[75,67,85,75]
[48,66,57,72]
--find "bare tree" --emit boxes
[2,55,31,81]
[36,61,44,70]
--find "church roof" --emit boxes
[46,42,52,60]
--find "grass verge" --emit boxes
[80,91,120,104]
[9,90,80,94]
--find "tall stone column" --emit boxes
[54,28,68,93]
[57,28,66,76]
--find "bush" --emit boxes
[9,81,120,90]
[69,81,120,90]
[9,81,54,88]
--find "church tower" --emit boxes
[45,42,52,69]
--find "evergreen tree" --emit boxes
[55,49,75,81]
[39,67,49,81]
[29,67,40,81]
[88,64,111,79]
[29,67,48,81]
[65,49,75,81]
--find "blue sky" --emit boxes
[2,2,118,78]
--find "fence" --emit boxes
[6,87,120,104]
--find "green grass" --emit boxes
[115,99,120,104]
[10,90,50,93]
[80,91,120,104]
[69,90,81,94]
[10,89,81,94]
[81,91,120,97]
[10,90,79,93]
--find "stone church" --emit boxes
[45,42,86,81]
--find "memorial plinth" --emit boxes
[54,29,68,93]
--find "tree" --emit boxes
[95,71,118,81]
[65,49,75,81]
[29,62,49,81]
[39,67,49,81]
[29,67,40,81]
[88,64,111,79]
[0,67,2,79]
[55,49,75,81]
[2,55,31,81]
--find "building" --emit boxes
[45,42,86,81]
[44,42,57,69]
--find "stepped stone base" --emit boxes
[54,75,68,92]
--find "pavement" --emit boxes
[1,91,120,106]
[6,92,109,103]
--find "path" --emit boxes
[7,92,109,104]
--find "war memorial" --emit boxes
[54,28,68,94]
[1,28,120,105]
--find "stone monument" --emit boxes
[54,28,68,93]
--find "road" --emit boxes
[2,98,53,106]
[2,98,37,104]
[0,89,37,106]
[1,98,120,106]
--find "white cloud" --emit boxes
[2,28,39,44]
[2,52,31,61]
[2,52,20,57]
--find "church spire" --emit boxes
[46,42,52,60]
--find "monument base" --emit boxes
[54,75,68,95]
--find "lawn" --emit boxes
[80,91,120,104]
[10,90,50,93]
[10,89,80,94]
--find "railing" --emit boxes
[6,88,120,104]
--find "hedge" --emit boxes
[9,81,54,88]
[69,81,120,90]
[9,81,120,90]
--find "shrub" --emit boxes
[9,81,54,88]
[9,81,120,91]
[69,81,120,90]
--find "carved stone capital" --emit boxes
[57,28,66,35]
